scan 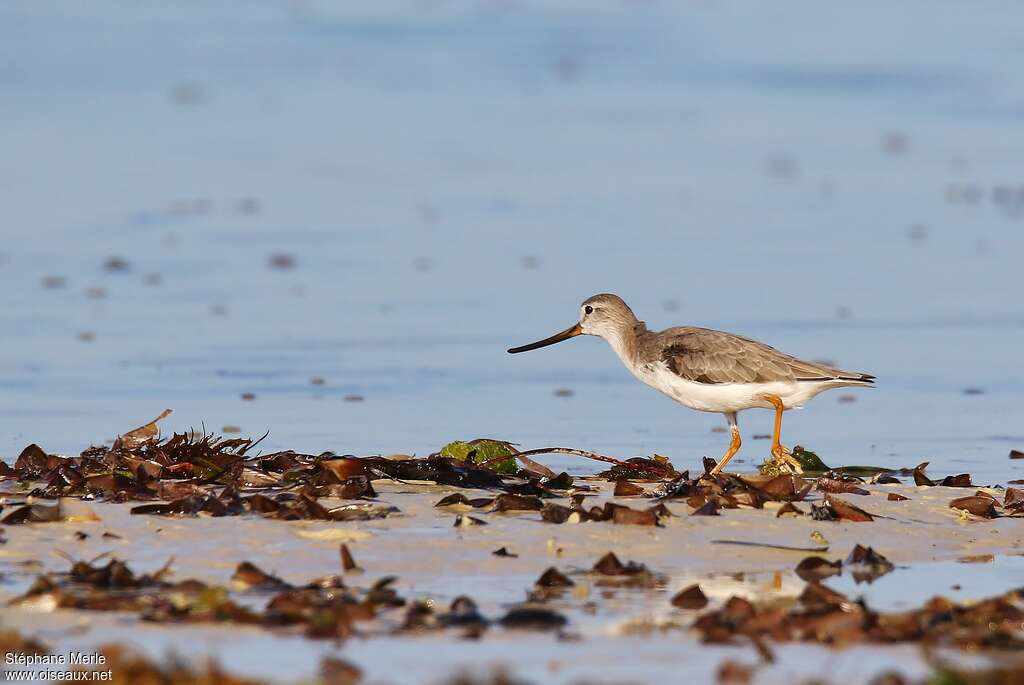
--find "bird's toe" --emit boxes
[771,445,803,474]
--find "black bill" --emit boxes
[507,323,582,354]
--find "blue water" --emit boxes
[2,1,1023,487]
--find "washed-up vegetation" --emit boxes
[2,415,1023,685]
[693,579,1024,651]
[2,415,1008,529]
[9,553,569,641]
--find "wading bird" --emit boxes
[508,293,873,474]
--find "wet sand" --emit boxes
[3,476,1023,684]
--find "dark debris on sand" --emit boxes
[694,580,1024,651]
[2,419,1013,534]
[4,419,1023,667]
[10,555,397,641]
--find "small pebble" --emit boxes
[41,275,67,289]
[765,155,799,178]
[551,54,581,83]
[236,197,261,215]
[171,81,206,106]
[881,130,910,155]
[268,253,296,270]
[103,256,131,272]
[907,225,928,243]
[661,299,681,312]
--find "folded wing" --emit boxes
[654,327,874,385]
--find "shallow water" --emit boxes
[2,1,1024,483]
[2,2,1024,682]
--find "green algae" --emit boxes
[439,439,518,475]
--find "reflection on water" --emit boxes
[827,555,1024,608]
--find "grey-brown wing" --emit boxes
[650,327,869,384]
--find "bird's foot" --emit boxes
[771,444,803,475]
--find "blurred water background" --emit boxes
[2,1,1023,483]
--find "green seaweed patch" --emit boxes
[439,439,518,475]
[792,446,830,472]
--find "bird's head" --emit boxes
[507,293,639,353]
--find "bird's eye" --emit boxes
[584,305,593,315]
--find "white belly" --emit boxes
[632,363,834,413]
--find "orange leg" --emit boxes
[761,394,802,474]
[709,412,741,475]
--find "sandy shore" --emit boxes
[3,477,1023,684]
